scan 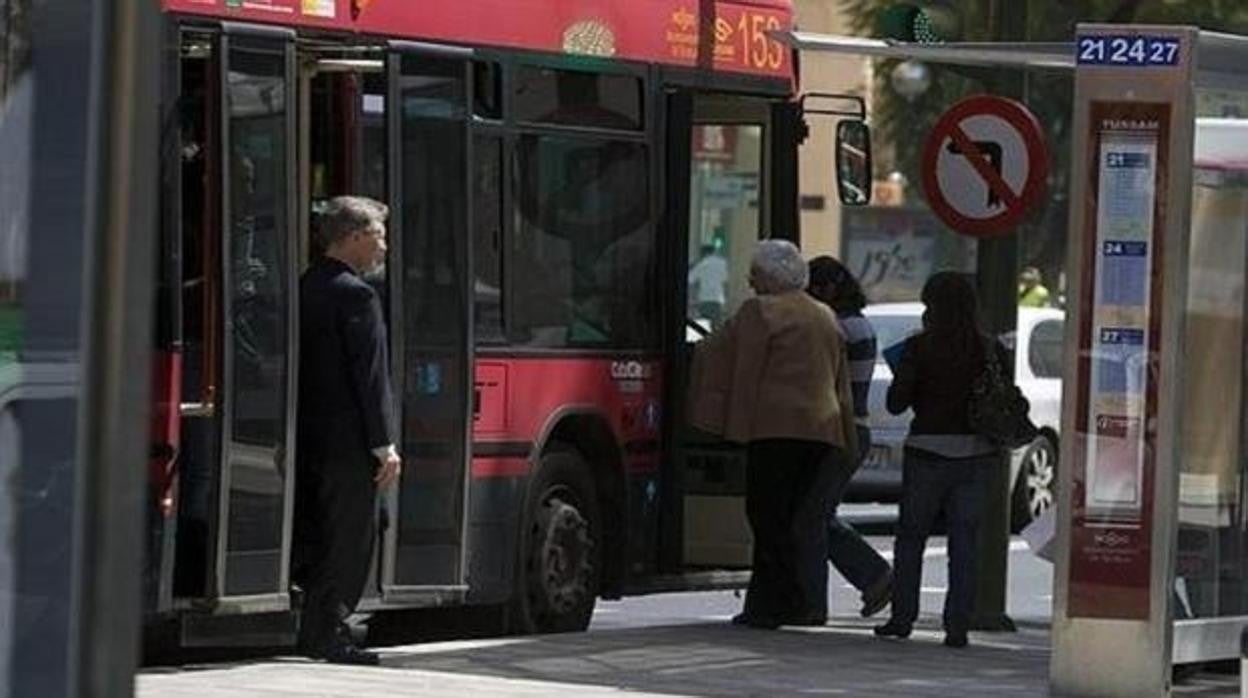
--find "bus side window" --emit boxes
[511,135,657,349]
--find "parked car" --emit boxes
[846,303,1064,530]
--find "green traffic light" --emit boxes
[877,3,961,44]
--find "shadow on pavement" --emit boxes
[377,619,1053,697]
[137,618,1242,697]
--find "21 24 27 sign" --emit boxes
[1077,35,1181,67]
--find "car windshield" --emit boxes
[867,313,922,362]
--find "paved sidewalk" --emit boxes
[139,619,1059,697]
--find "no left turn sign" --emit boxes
[921,95,1049,237]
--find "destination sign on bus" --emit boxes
[665,3,787,73]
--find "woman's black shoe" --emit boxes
[860,572,892,618]
[873,621,912,639]
[731,612,781,629]
[324,643,380,665]
[943,632,969,648]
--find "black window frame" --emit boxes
[471,129,506,343]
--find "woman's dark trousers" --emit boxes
[890,448,995,634]
[743,438,832,624]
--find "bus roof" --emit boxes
[163,0,794,81]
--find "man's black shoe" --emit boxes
[295,636,325,660]
[873,621,911,639]
[323,643,380,666]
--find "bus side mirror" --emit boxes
[835,120,872,206]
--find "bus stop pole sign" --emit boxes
[921,95,1049,237]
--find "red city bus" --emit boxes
[145,0,834,645]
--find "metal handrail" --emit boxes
[772,30,1075,71]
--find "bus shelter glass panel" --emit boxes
[392,54,471,585]
[687,124,761,334]
[222,38,293,596]
[1176,90,1248,621]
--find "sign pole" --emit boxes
[976,0,1025,631]
[971,241,1018,632]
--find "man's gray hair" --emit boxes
[751,239,808,294]
[317,196,389,249]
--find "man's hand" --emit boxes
[374,449,402,489]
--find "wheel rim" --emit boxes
[527,493,594,619]
[1025,441,1055,519]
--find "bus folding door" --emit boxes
[210,25,298,610]
[379,43,474,600]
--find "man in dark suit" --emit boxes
[294,196,401,665]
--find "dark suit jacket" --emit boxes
[296,257,397,470]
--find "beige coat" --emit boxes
[689,291,857,454]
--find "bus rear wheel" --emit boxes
[510,445,599,634]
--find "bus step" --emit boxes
[181,610,296,648]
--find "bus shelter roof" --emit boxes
[775,29,1248,84]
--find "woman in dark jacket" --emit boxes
[873,272,1007,648]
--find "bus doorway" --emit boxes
[160,29,476,635]
[663,89,783,574]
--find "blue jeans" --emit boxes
[890,448,995,633]
[827,426,891,594]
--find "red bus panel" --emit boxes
[161,0,793,79]
[473,357,663,478]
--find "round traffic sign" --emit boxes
[921,95,1049,238]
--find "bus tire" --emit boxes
[510,444,600,634]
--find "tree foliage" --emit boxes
[840,0,1248,180]
[835,0,1248,275]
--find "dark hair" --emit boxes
[807,255,867,313]
[920,271,983,359]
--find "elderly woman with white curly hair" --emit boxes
[691,239,858,629]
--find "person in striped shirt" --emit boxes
[807,256,893,618]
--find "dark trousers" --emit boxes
[743,438,832,623]
[827,426,891,594]
[292,449,377,651]
[890,448,994,633]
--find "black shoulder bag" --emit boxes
[967,340,1039,449]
